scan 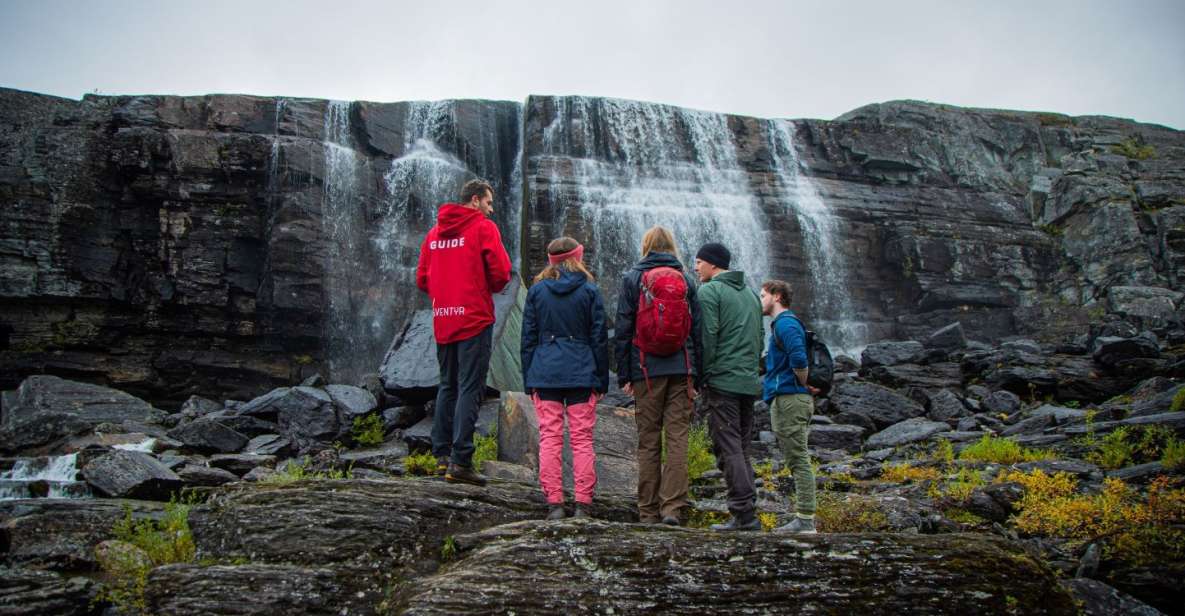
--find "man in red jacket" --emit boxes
[416,179,512,486]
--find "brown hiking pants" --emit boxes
[633,375,692,521]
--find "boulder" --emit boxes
[860,341,925,369]
[1000,414,1054,437]
[243,434,291,456]
[274,387,339,451]
[199,413,280,438]
[866,417,952,448]
[179,395,222,418]
[497,391,638,496]
[0,376,167,454]
[829,381,926,430]
[1030,404,1090,425]
[177,464,240,487]
[80,450,183,500]
[927,389,971,423]
[0,567,98,616]
[0,499,166,570]
[401,417,435,453]
[1106,285,1184,327]
[866,362,963,389]
[207,454,276,477]
[982,390,1022,415]
[807,424,865,453]
[1014,459,1103,483]
[338,440,409,474]
[396,519,1078,614]
[383,405,427,431]
[1062,578,1165,616]
[325,384,378,421]
[1092,334,1160,368]
[167,419,249,454]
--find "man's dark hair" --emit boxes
[460,179,494,205]
[762,280,793,308]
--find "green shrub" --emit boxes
[1172,388,1185,413]
[932,439,955,465]
[1088,427,1136,469]
[1163,438,1185,471]
[472,427,498,473]
[959,434,1052,464]
[260,457,352,485]
[97,495,196,614]
[352,414,385,447]
[1086,425,1177,470]
[687,422,716,482]
[404,451,439,476]
[815,492,891,533]
[1111,137,1156,160]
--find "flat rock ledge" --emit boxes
[395,519,1079,615]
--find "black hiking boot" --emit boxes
[546,505,567,520]
[572,504,591,519]
[444,464,487,487]
[661,515,680,527]
[710,513,761,531]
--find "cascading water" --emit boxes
[539,97,769,306]
[767,119,867,358]
[320,100,376,383]
[0,453,90,500]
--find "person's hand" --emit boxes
[808,386,821,396]
[594,392,605,403]
[623,383,634,397]
[690,386,699,399]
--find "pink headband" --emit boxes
[548,244,584,265]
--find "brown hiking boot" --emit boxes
[445,464,487,487]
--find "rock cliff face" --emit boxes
[0,89,521,405]
[2,87,1182,405]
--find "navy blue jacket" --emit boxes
[763,310,810,402]
[521,270,610,392]
[614,252,702,388]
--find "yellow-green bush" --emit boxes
[1086,425,1178,470]
[942,468,986,503]
[959,434,1052,464]
[97,496,197,614]
[1111,137,1156,160]
[815,492,891,533]
[998,469,1185,565]
[881,463,942,484]
[1163,439,1185,471]
[687,422,716,482]
[1172,388,1185,412]
[352,414,385,447]
[472,428,498,473]
[931,439,955,465]
[757,512,779,532]
[404,451,439,476]
[260,457,352,484]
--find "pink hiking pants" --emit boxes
[533,393,598,505]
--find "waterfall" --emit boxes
[320,100,374,383]
[0,453,90,500]
[767,119,867,358]
[538,97,769,304]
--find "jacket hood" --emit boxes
[712,270,747,290]
[633,251,684,272]
[542,270,588,295]
[436,203,484,237]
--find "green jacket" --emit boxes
[698,270,764,396]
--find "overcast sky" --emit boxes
[2,0,1183,128]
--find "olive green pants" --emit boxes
[769,393,816,516]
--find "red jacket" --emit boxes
[415,203,512,344]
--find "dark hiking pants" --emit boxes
[431,325,493,468]
[705,388,756,518]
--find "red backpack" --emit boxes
[632,267,693,393]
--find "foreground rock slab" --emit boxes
[395,520,1079,614]
[0,567,97,616]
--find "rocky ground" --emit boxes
[2,314,1184,615]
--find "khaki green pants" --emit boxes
[770,394,816,516]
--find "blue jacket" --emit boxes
[521,270,610,392]
[763,310,809,402]
[613,252,702,388]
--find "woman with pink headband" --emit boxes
[520,237,609,519]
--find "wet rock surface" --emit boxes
[395,520,1078,615]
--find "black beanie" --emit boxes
[696,243,731,270]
